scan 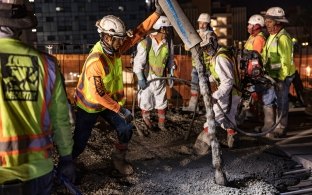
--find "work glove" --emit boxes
[138,79,147,90]
[154,0,163,15]
[118,107,133,123]
[57,155,76,183]
[136,72,148,90]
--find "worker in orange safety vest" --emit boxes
[72,1,163,175]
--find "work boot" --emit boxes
[226,128,237,148]
[142,110,153,129]
[182,90,198,112]
[157,109,167,131]
[262,106,275,132]
[112,149,134,175]
[193,123,211,155]
[158,123,168,131]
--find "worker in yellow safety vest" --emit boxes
[133,16,174,131]
[72,2,162,175]
[183,13,215,112]
[0,0,75,194]
[262,7,296,138]
[193,31,240,155]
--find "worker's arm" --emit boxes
[49,59,73,157]
[278,35,294,80]
[120,12,160,53]
[133,41,147,74]
[212,56,234,100]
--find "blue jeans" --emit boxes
[255,85,276,106]
[72,107,133,158]
[0,172,53,195]
[275,75,294,130]
[191,67,199,91]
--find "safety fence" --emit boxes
[34,43,311,107]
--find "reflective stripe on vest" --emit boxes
[143,40,169,77]
[0,132,53,155]
[76,42,125,112]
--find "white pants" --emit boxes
[138,74,167,111]
[213,94,240,129]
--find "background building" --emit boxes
[32,0,149,53]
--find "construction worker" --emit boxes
[243,14,267,120]
[0,0,75,194]
[133,16,173,131]
[245,14,266,53]
[72,3,162,175]
[183,13,214,112]
[262,7,296,138]
[193,31,239,155]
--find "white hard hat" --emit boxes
[153,16,171,30]
[197,13,211,23]
[200,31,218,47]
[96,15,126,37]
[0,0,37,29]
[248,14,264,27]
[265,7,288,23]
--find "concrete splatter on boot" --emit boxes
[262,106,276,138]
[157,109,167,131]
[112,145,134,175]
[142,110,153,129]
[193,123,211,155]
[182,90,198,112]
[226,128,237,148]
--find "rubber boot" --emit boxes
[157,109,167,131]
[226,128,237,148]
[142,110,153,129]
[262,106,276,138]
[193,123,211,155]
[182,90,198,112]
[112,148,134,175]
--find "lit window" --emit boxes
[32,29,37,32]
[56,7,62,12]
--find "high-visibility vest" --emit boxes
[262,28,296,80]
[205,47,240,96]
[0,38,70,183]
[141,39,169,77]
[76,42,125,113]
[244,32,266,51]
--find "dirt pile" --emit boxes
[54,109,303,195]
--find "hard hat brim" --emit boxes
[265,15,289,23]
[275,18,289,23]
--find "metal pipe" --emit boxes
[158,0,227,186]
